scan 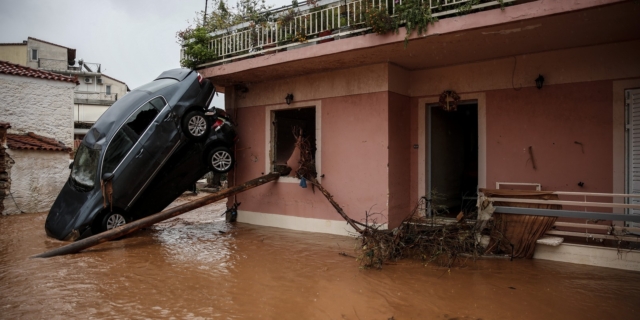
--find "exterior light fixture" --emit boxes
[535,74,545,89]
[285,93,294,105]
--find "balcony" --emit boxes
[38,58,102,76]
[74,91,118,106]
[183,0,516,68]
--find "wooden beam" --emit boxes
[32,171,283,258]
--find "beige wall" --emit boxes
[26,38,68,70]
[0,45,27,66]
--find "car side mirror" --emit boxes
[102,172,114,181]
[68,161,74,169]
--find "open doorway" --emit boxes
[429,102,478,217]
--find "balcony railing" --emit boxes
[74,91,118,105]
[186,0,516,67]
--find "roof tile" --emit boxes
[7,132,71,152]
[0,60,79,84]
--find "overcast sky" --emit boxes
[0,0,291,109]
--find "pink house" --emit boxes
[196,0,640,269]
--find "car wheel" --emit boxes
[182,110,210,140]
[102,212,127,231]
[208,147,234,173]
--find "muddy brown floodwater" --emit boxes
[1,194,640,319]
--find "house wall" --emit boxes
[26,38,67,70]
[411,40,640,203]
[388,92,412,227]
[0,45,27,66]
[234,91,391,234]
[2,149,69,215]
[485,82,613,193]
[0,74,75,146]
[223,39,640,235]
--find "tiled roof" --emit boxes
[0,122,11,129]
[0,43,26,46]
[0,60,79,84]
[7,132,71,152]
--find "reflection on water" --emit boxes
[1,195,640,319]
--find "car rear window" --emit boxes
[134,78,178,93]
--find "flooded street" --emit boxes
[1,195,639,319]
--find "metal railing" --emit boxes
[186,0,515,67]
[481,191,640,242]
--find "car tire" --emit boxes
[182,110,210,140]
[208,146,234,173]
[101,212,127,232]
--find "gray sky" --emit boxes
[0,0,292,109]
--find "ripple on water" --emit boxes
[1,197,640,319]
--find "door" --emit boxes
[627,89,640,228]
[429,102,479,217]
[101,96,174,210]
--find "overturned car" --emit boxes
[46,68,236,241]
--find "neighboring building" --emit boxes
[196,0,640,269]
[0,37,129,146]
[0,61,76,214]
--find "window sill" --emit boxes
[278,176,301,184]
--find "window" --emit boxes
[30,49,38,61]
[106,85,111,95]
[102,97,164,174]
[271,107,316,173]
[70,144,100,191]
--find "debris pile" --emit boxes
[292,130,480,269]
[355,205,480,269]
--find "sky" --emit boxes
[0,0,292,109]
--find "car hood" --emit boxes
[45,181,104,241]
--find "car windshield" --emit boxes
[70,144,100,191]
[134,78,178,93]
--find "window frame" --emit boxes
[100,95,168,178]
[265,100,322,184]
[30,48,38,61]
[106,85,112,95]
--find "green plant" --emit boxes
[179,26,217,69]
[394,0,437,46]
[177,0,273,67]
[364,5,395,35]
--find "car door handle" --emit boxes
[164,112,176,122]
[135,148,144,158]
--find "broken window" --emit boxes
[271,107,316,173]
[102,97,163,174]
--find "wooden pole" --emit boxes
[33,172,282,258]
[308,177,363,234]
